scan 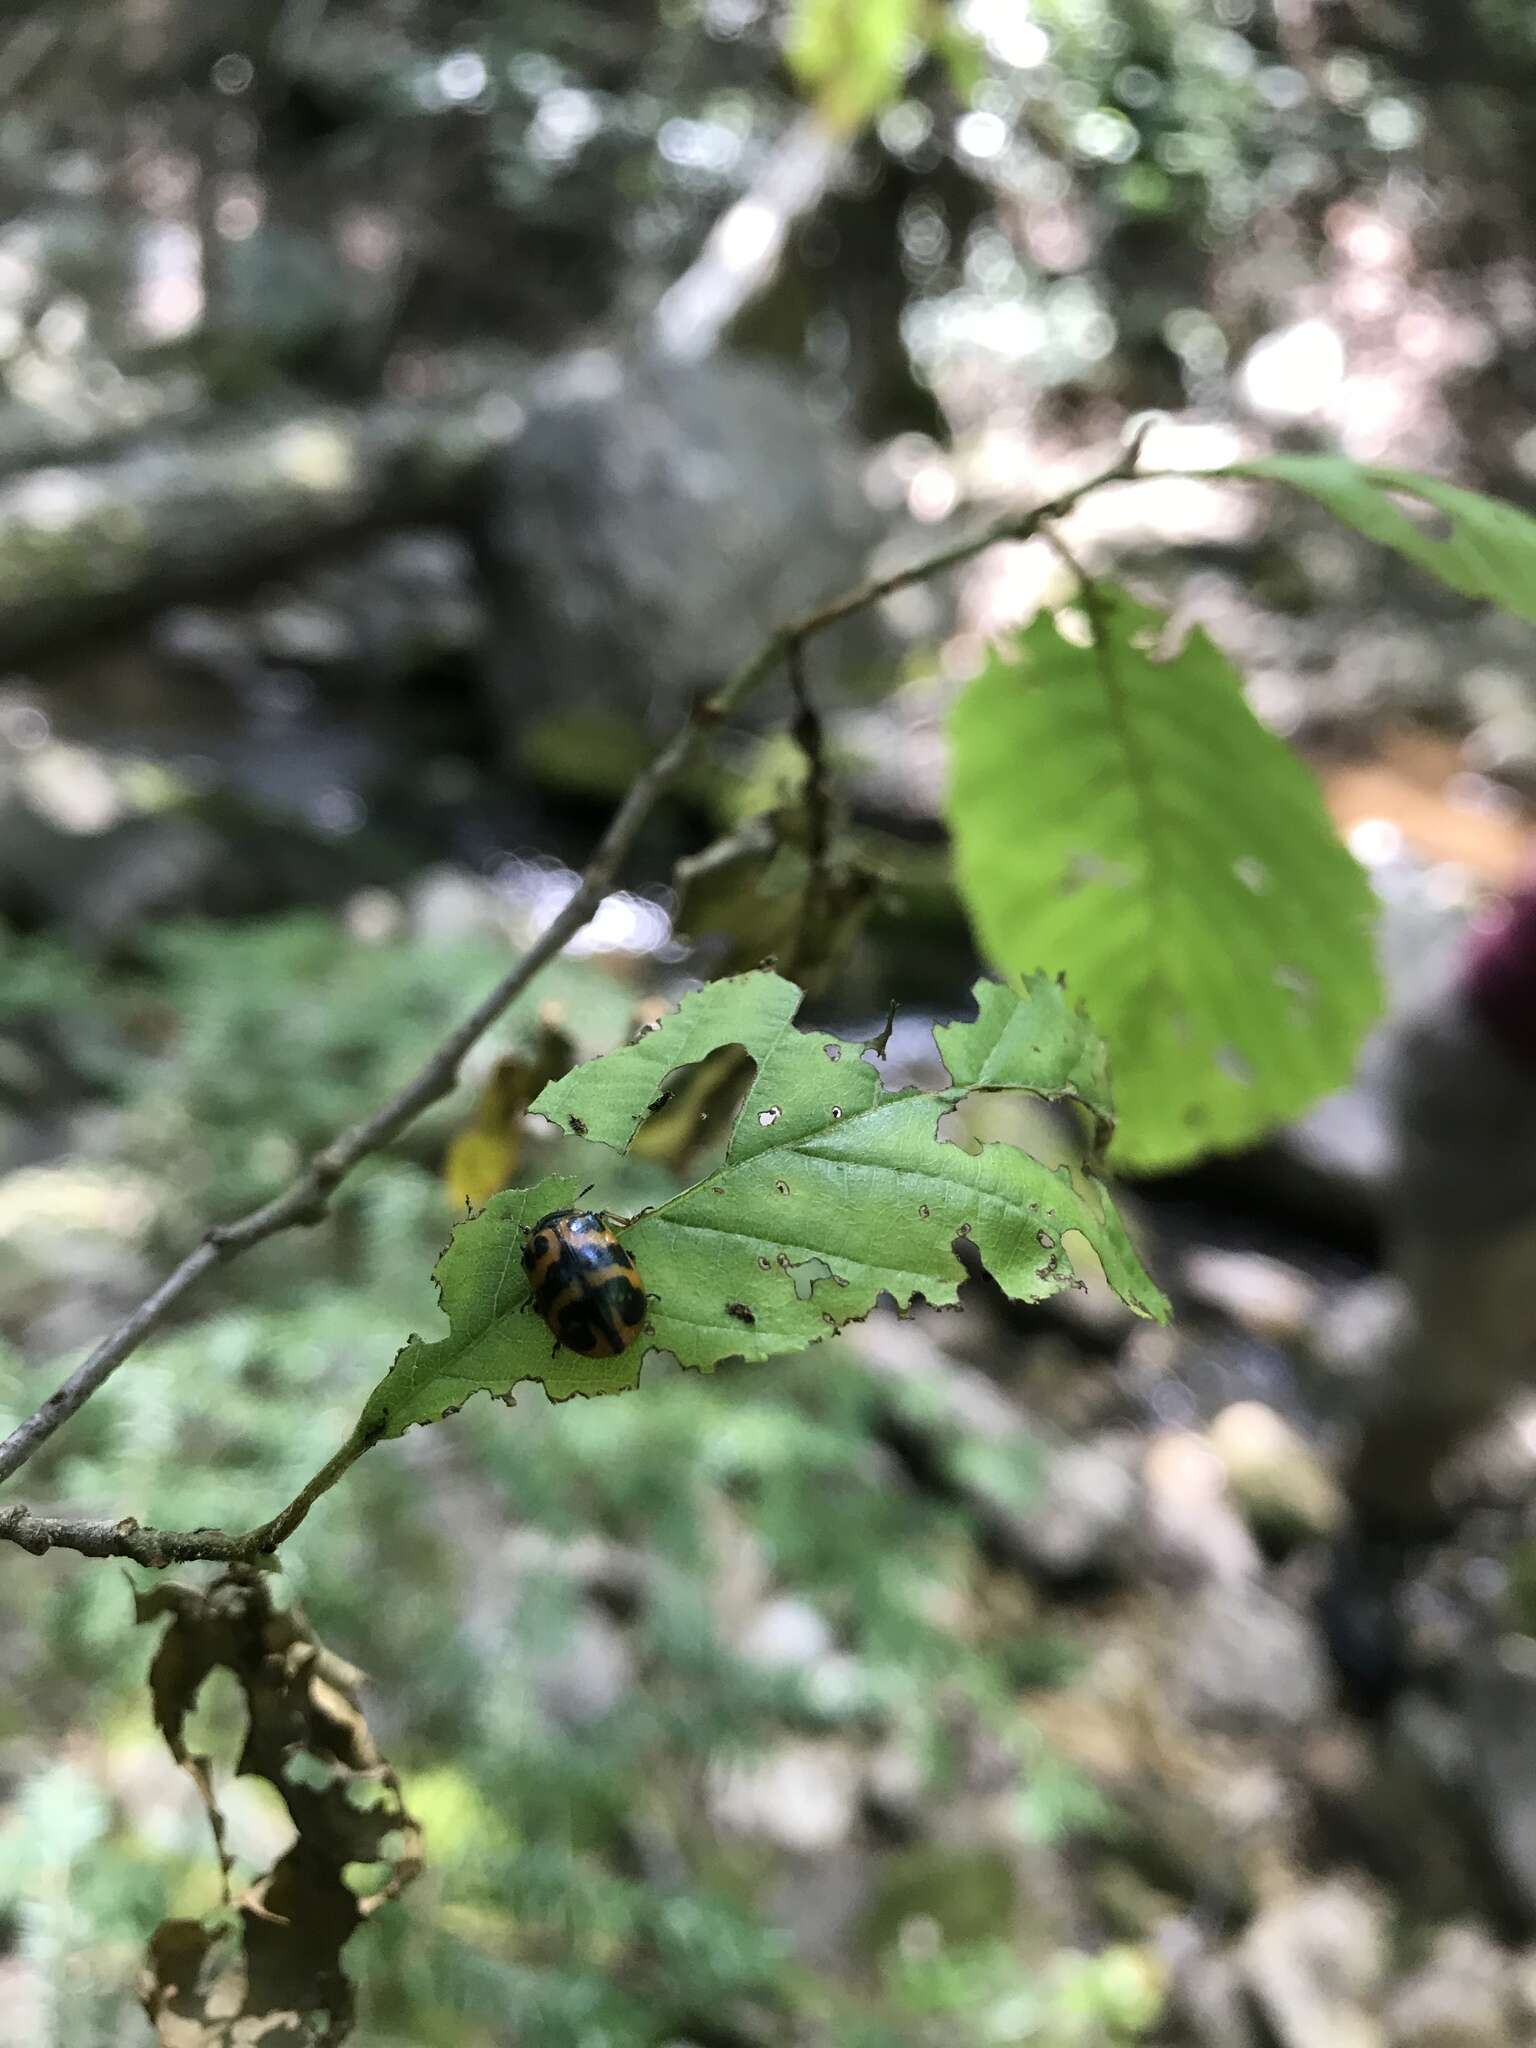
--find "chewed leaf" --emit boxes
[934,975,1116,1147]
[1229,455,1536,622]
[357,974,1167,1439]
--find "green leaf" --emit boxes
[946,588,1382,1171]
[786,0,923,131]
[1229,455,1536,622]
[358,972,1166,1437]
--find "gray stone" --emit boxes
[1142,1429,1264,1587]
[1386,1927,1512,2048]
[528,1609,634,1732]
[708,1741,862,1854]
[1241,1882,1388,2048]
[999,1436,1143,1582]
[1208,1401,1346,1546]
[254,599,360,670]
[1159,1919,1261,2048]
[1174,1579,1333,1735]
[1182,1248,1321,1345]
[738,1596,835,1671]
[479,350,889,758]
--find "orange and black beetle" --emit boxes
[522,1207,646,1359]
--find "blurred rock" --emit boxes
[862,1735,929,1835]
[1000,1435,1143,1582]
[1241,1881,1388,2048]
[1142,1429,1264,1585]
[708,1741,862,1854]
[1174,1579,1333,1735]
[529,1607,634,1732]
[480,350,889,764]
[0,784,223,941]
[1311,1277,1412,1387]
[257,528,484,693]
[1209,1401,1347,1547]
[738,1596,835,1671]
[1386,1927,1512,2048]
[0,1162,158,1357]
[254,597,360,671]
[153,604,259,683]
[1160,1918,1261,2048]
[1182,1248,1321,1345]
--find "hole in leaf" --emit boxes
[830,1106,843,1120]
[786,1256,838,1301]
[774,1179,791,1195]
[1273,963,1314,1003]
[629,1045,756,1167]
[1233,856,1267,893]
[757,1105,783,1126]
[935,1106,982,1156]
[824,1044,842,1061]
[917,1204,930,1218]
[1062,850,1136,893]
[1380,486,1454,541]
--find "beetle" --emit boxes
[521,1204,647,1359]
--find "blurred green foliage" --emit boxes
[0,912,1145,2047]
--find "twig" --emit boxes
[0,1429,370,1568]
[785,637,830,873]
[0,434,1145,1557]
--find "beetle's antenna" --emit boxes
[577,1182,595,1203]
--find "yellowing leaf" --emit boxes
[441,1019,575,1211]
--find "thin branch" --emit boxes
[785,637,830,873]
[0,434,1146,1554]
[0,1429,370,1568]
